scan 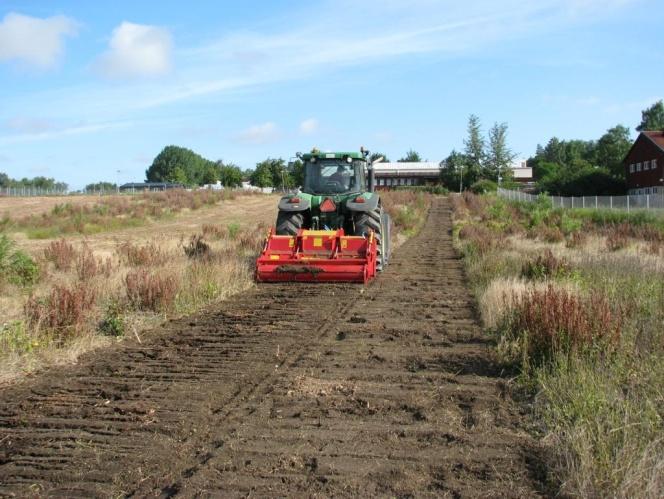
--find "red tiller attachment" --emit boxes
[256,229,377,284]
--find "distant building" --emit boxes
[510,159,533,183]
[624,131,664,195]
[373,162,441,189]
[119,182,185,192]
[241,181,273,194]
[201,181,224,190]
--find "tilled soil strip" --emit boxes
[0,198,545,497]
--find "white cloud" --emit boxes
[96,22,172,79]
[0,12,78,68]
[0,121,131,146]
[299,118,319,135]
[0,0,639,142]
[234,122,279,144]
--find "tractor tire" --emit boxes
[276,211,304,236]
[355,207,388,271]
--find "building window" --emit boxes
[646,187,650,194]
[637,162,642,171]
[653,159,658,169]
[644,160,650,170]
[630,164,635,173]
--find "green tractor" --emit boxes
[275,148,391,270]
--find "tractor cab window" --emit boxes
[303,160,365,194]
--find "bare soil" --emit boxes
[0,198,545,497]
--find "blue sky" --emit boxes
[0,0,662,189]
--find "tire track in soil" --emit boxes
[0,198,546,498]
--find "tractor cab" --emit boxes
[301,153,368,195]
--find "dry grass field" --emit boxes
[453,193,664,498]
[0,191,279,384]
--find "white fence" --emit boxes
[0,186,70,197]
[498,188,664,212]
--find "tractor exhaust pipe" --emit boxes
[369,156,384,193]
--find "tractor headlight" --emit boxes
[310,157,317,163]
[346,156,352,164]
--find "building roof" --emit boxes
[643,130,664,152]
[373,162,441,175]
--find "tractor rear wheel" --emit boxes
[354,207,388,271]
[276,211,304,236]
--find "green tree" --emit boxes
[0,172,10,188]
[241,169,254,181]
[543,137,566,165]
[249,161,273,188]
[636,100,664,131]
[539,164,624,196]
[464,114,485,182]
[370,152,390,163]
[254,158,291,189]
[85,181,117,192]
[218,163,243,187]
[145,145,215,186]
[289,160,304,187]
[440,150,471,191]
[398,149,422,162]
[530,160,560,180]
[485,122,516,182]
[200,164,219,185]
[596,125,631,178]
[169,167,189,185]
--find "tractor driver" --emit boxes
[328,164,351,190]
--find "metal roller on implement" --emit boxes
[256,229,377,284]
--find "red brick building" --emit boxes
[624,131,664,195]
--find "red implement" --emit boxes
[256,229,377,284]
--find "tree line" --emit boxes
[438,100,664,196]
[439,115,517,192]
[528,100,664,196]
[0,173,68,191]
[145,145,244,188]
